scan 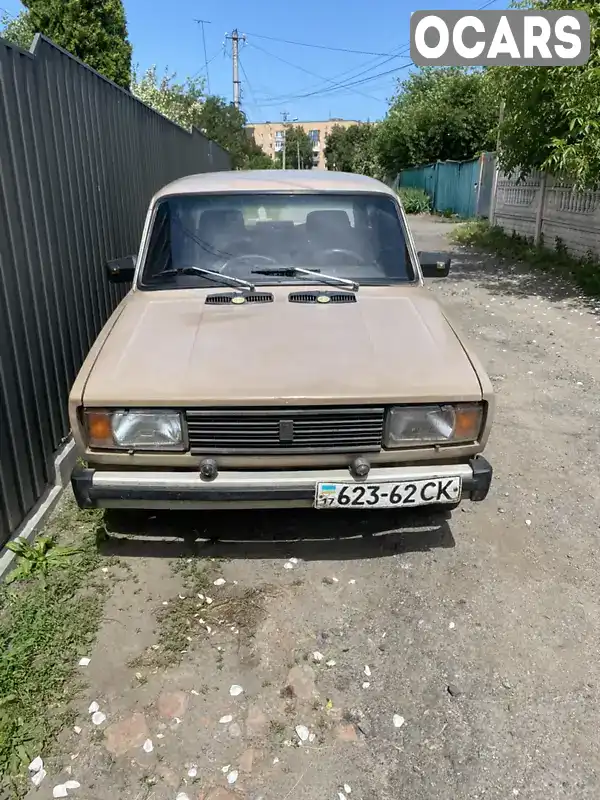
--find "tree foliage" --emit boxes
[274,126,314,169]
[0,10,35,49]
[18,0,132,88]
[131,66,205,130]
[376,67,499,178]
[485,0,600,189]
[324,123,379,176]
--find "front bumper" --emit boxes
[71,456,492,510]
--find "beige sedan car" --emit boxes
[70,170,493,512]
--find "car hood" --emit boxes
[81,287,483,406]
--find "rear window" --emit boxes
[139,192,415,289]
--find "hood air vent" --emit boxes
[205,292,273,305]
[288,290,357,304]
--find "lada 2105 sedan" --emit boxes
[70,170,494,512]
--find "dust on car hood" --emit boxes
[81,287,483,406]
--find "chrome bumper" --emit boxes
[71,457,492,510]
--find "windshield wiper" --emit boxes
[250,266,358,292]
[150,266,255,292]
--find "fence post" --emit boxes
[474,154,484,216]
[534,172,547,246]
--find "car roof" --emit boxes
[152,169,396,201]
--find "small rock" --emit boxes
[214,578,226,586]
[227,769,238,785]
[188,765,198,778]
[229,684,244,697]
[65,781,80,790]
[289,557,299,564]
[364,665,371,677]
[393,714,405,728]
[447,684,462,698]
[206,597,213,604]
[448,621,455,630]
[322,576,335,585]
[157,691,188,719]
[284,562,294,570]
[28,757,43,773]
[78,657,90,667]
[273,757,280,764]
[88,701,99,714]
[52,787,68,799]
[176,794,191,800]
[104,713,150,757]
[228,722,242,738]
[326,659,336,667]
[92,711,106,725]
[219,714,233,724]
[295,724,310,742]
[502,679,512,690]
[344,784,352,794]
[362,682,370,689]
[31,768,47,787]
[313,651,324,662]
[285,665,317,701]
[336,723,358,742]
[525,519,532,526]
[142,738,153,753]
[308,732,316,742]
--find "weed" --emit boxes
[5,537,82,584]
[0,500,109,797]
[450,219,600,298]
[396,187,432,214]
[269,720,287,742]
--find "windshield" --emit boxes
[139,192,415,289]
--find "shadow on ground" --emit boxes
[98,506,456,561]
[440,246,600,311]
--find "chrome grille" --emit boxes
[185,406,385,454]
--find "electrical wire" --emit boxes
[250,0,502,107]
[238,30,398,57]
[246,40,390,104]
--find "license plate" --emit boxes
[314,477,462,509]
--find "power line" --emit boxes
[251,0,502,107]
[246,40,388,104]
[238,30,399,57]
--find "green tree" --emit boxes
[376,67,499,178]
[324,123,379,176]
[0,10,35,48]
[274,125,313,169]
[21,0,132,88]
[485,0,600,189]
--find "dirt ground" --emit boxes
[26,215,600,800]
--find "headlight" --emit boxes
[85,409,185,450]
[385,403,483,448]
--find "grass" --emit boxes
[450,219,600,298]
[0,500,109,798]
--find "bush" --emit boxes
[450,220,600,298]
[396,187,432,214]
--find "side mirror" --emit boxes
[418,251,451,278]
[105,255,136,283]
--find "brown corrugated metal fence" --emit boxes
[0,35,231,544]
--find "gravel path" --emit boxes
[27,215,600,800]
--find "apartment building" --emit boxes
[247,118,359,170]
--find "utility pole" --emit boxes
[281,111,289,170]
[194,19,211,94]
[225,29,245,109]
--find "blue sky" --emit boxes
[2,0,508,122]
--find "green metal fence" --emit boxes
[397,153,495,218]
